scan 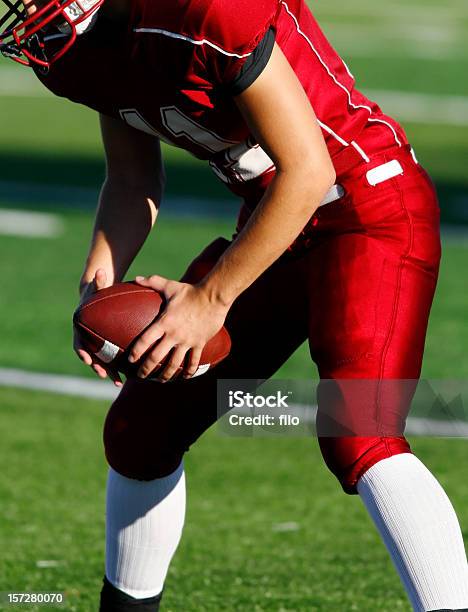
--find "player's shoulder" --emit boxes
[142,0,281,54]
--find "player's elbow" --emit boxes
[292,158,337,209]
[311,154,336,187]
[317,161,337,194]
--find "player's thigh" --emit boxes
[104,239,309,479]
[305,169,440,432]
[307,169,440,380]
[304,169,441,491]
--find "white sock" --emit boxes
[105,463,186,599]
[357,454,468,611]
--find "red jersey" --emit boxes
[35,0,409,198]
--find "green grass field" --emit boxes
[0,214,467,611]
[1,0,468,609]
[1,387,468,611]
[0,211,467,381]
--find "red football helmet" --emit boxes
[0,0,103,67]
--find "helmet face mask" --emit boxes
[0,0,103,68]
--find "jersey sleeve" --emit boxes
[225,27,276,95]
[196,0,281,89]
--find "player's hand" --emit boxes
[129,275,229,382]
[74,269,123,387]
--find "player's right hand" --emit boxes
[74,269,123,387]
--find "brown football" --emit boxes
[73,282,232,380]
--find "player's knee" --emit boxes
[319,436,412,494]
[104,438,183,481]
[104,434,183,481]
[103,407,184,481]
[105,446,183,481]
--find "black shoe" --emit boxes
[99,577,162,611]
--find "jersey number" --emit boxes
[119,107,235,153]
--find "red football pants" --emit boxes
[104,146,441,493]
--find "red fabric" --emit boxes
[104,149,441,490]
[36,0,407,192]
[319,437,412,495]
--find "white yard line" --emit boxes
[321,21,461,45]
[365,90,468,127]
[316,5,468,23]
[1,68,468,126]
[0,367,467,437]
[286,403,468,438]
[0,202,467,243]
[0,368,119,401]
[317,0,468,20]
[0,184,238,219]
[337,40,463,62]
[318,21,466,61]
[0,209,64,238]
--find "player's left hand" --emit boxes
[129,275,229,382]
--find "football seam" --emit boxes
[78,287,157,312]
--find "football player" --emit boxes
[2,0,468,609]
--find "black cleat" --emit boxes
[99,577,162,611]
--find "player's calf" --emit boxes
[102,466,186,611]
[319,433,468,609]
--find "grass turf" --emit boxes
[1,0,468,191]
[0,208,467,380]
[1,0,468,608]
[1,386,468,611]
[0,211,467,610]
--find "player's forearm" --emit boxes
[198,167,335,306]
[79,178,159,293]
